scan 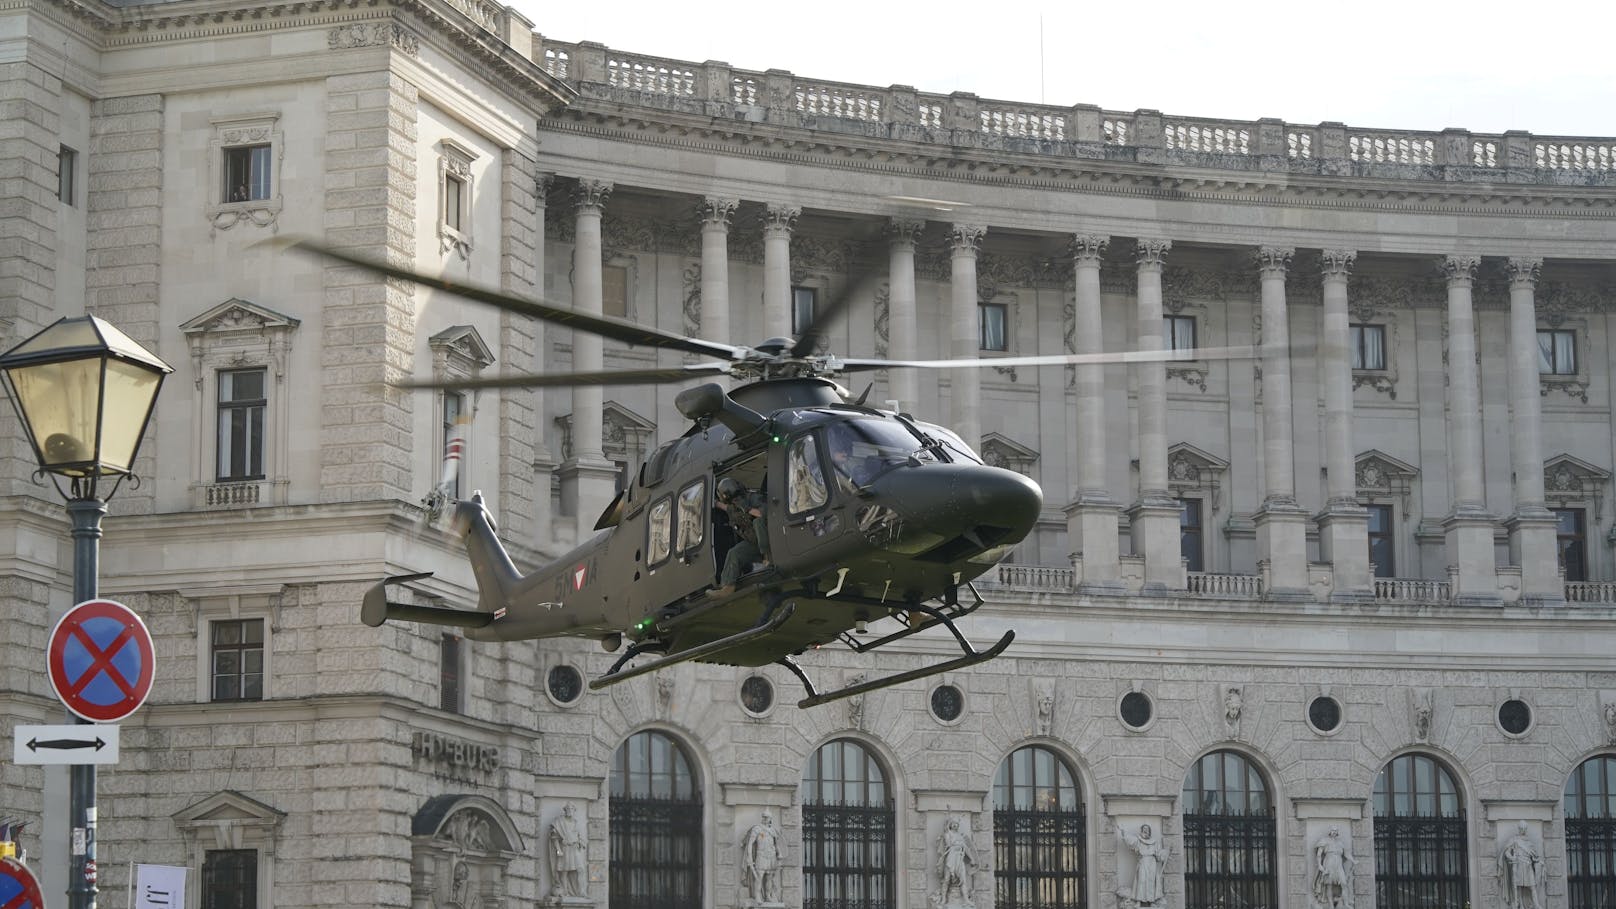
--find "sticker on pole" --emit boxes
[47,598,155,723]
[0,856,46,909]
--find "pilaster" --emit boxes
[948,224,985,449]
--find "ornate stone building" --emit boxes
[2,0,1615,907]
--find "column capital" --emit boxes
[1255,246,1294,277]
[1320,249,1356,282]
[948,223,986,254]
[535,172,555,208]
[1134,238,1170,270]
[573,178,613,212]
[1506,256,1543,288]
[698,196,739,228]
[1441,254,1481,285]
[885,217,926,248]
[1070,234,1110,266]
[763,203,800,233]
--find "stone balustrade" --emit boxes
[982,564,1076,593]
[1186,572,1264,598]
[1373,577,1454,603]
[1565,581,1616,604]
[532,36,1614,185]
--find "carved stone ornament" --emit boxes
[932,815,978,909]
[1506,257,1542,288]
[656,674,674,713]
[873,283,890,360]
[763,203,800,233]
[1134,239,1171,270]
[1166,443,1229,511]
[948,223,986,254]
[326,21,419,55]
[547,804,589,902]
[682,262,702,338]
[1542,453,1610,520]
[698,196,738,228]
[1411,689,1434,741]
[1070,234,1109,265]
[1033,679,1055,736]
[846,671,867,728]
[740,809,784,907]
[980,433,1038,477]
[573,179,613,213]
[1604,699,1616,746]
[1320,249,1357,281]
[886,218,925,249]
[1440,255,1481,285]
[1255,246,1294,277]
[1308,825,1356,909]
[411,796,523,909]
[1355,450,1418,511]
[1223,686,1243,728]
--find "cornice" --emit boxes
[539,114,1616,222]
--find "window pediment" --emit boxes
[181,299,301,337]
[1168,442,1228,510]
[174,790,285,850]
[981,432,1038,476]
[1356,450,1418,509]
[429,324,496,374]
[1544,453,1609,514]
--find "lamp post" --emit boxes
[0,315,171,909]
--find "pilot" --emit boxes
[716,477,769,595]
[831,447,878,492]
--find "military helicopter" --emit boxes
[286,238,1252,708]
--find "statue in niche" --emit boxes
[1413,689,1433,741]
[932,815,976,909]
[1604,701,1616,744]
[548,804,588,900]
[846,672,867,728]
[741,809,783,906]
[1224,687,1243,727]
[1034,681,1055,736]
[656,675,674,713]
[1495,821,1545,909]
[445,811,491,852]
[1310,825,1355,909]
[1118,823,1169,908]
[447,860,481,909]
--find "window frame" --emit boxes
[1178,497,1204,573]
[1565,753,1616,909]
[202,847,259,909]
[439,632,464,714]
[610,730,704,909]
[1554,507,1588,583]
[646,494,675,568]
[1538,328,1577,376]
[675,479,707,560]
[206,113,283,232]
[993,744,1087,909]
[786,433,831,517]
[980,301,1009,352]
[801,738,895,909]
[791,285,818,337]
[175,791,284,909]
[57,144,77,206]
[1372,753,1469,909]
[437,139,477,259]
[209,617,265,703]
[216,367,268,483]
[189,592,277,703]
[1163,314,1197,352]
[1367,502,1396,579]
[1350,323,1388,371]
[1180,750,1277,909]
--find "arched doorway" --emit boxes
[610,729,702,909]
[801,738,895,909]
[1180,749,1276,909]
[1373,752,1467,908]
[993,744,1086,908]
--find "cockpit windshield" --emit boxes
[823,417,936,486]
[910,421,982,465]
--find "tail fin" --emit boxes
[361,493,514,630]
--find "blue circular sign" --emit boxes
[47,598,154,723]
[0,856,46,909]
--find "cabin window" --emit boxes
[787,435,829,515]
[647,496,673,566]
[676,480,705,555]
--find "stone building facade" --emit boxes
[2,0,1615,908]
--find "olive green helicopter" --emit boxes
[287,238,1250,708]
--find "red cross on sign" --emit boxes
[47,598,155,723]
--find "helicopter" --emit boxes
[285,238,1253,708]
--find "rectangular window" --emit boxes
[217,368,266,482]
[791,286,817,337]
[1179,498,1204,573]
[1351,324,1386,370]
[1555,508,1587,582]
[979,303,1008,352]
[58,145,77,205]
[443,172,465,232]
[604,265,629,318]
[1367,504,1395,578]
[441,392,465,500]
[1539,329,1576,375]
[440,633,463,713]
[1164,315,1197,351]
[210,619,264,702]
[223,145,272,203]
[202,848,258,909]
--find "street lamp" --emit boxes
[0,315,171,909]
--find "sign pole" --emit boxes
[67,497,105,909]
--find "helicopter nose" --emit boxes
[876,464,1043,547]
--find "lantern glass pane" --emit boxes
[98,358,162,473]
[8,319,103,358]
[8,357,104,472]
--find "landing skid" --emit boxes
[587,599,797,692]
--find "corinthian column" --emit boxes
[558,178,620,542]
[1066,234,1123,592]
[1316,250,1371,599]
[885,218,924,412]
[699,197,738,347]
[1253,246,1309,599]
[948,224,986,448]
[763,204,799,340]
[1128,239,1183,592]
[1441,255,1499,603]
[1505,256,1563,604]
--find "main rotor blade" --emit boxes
[270,237,742,361]
[837,345,1260,372]
[790,254,880,358]
[396,363,734,391]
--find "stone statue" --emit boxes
[1495,821,1544,909]
[847,672,867,728]
[1604,701,1616,744]
[741,809,783,906]
[933,816,976,909]
[1119,823,1169,908]
[657,675,674,713]
[448,860,481,909]
[1310,825,1355,909]
[548,804,588,900]
[1034,681,1054,735]
[1224,687,1243,726]
[1413,689,1433,741]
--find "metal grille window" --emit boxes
[210,619,264,702]
[801,738,894,909]
[1566,754,1616,909]
[202,848,258,909]
[1373,753,1468,909]
[217,368,266,481]
[1181,750,1276,909]
[611,730,702,909]
[993,745,1086,909]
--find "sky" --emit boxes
[511,0,1614,138]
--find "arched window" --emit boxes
[993,745,1086,909]
[801,739,895,909]
[1373,753,1467,909]
[1181,750,1276,909]
[610,730,702,909]
[1566,754,1616,908]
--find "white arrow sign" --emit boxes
[13,723,120,765]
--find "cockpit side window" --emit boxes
[647,495,673,567]
[675,480,705,555]
[787,435,829,515]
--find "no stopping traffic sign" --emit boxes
[47,598,155,723]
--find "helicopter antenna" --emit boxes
[854,383,873,406]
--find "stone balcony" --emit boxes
[534,38,1616,188]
